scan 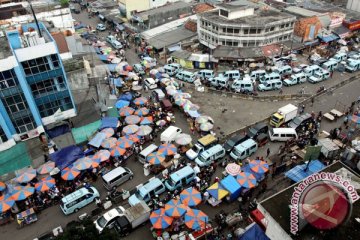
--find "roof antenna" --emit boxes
[27,0,42,37]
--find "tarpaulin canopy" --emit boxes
[46,124,70,139]
[71,120,101,144]
[119,92,133,101]
[50,145,84,170]
[0,142,31,176]
[239,223,270,240]
[107,107,119,117]
[285,160,325,183]
[99,117,118,130]
[98,54,108,61]
[242,165,264,181]
[88,132,107,148]
[318,34,339,43]
[113,78,123,87]
[220,175,241,194]
[107,63,118,72]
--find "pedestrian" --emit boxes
[279,88,283,95]
[278,145,283,155]
[266,148,270,157]
[330,70,334,78]
[343,115,348,126]
[311,97,314,107]
[300,104,305,114]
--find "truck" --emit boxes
[270,104,298,128]
[186,134,218,160]
[113,201,151,237]
[318,138,340,159]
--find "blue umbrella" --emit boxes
[115,100,130,109]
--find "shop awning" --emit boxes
[50,145,84,170]
[88,132,106,148]
[0,142,31,176]
[71,120,101,144]
[285,160,325,182]
[168,45,181,52]
[98,54,108,61]
[107,63,117,72]
[318,34,339,43]
[220,175,241,194]
[99,117,118,130]
[304,39,319,46]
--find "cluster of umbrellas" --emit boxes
[150,187,208,230]
[146,143,177,165]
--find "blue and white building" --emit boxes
[0,22,76,151]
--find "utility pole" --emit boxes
[27,0,42,38]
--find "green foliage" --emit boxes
[59,0,69,7]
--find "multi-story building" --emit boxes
[0,22,76,151]
[197,3,296,49]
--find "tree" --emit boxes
[59,0,69,7]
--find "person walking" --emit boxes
[266,148,270,158]
[311,97,314,107]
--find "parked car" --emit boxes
[102,166,134,191]
[96,23,106,31]
[133,64,145,75]
[223,134,249,153]
[106,35,116,44]
[94,206,126,233]
[288,113,313,131]
[246,122,268,140]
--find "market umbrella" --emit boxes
[196,116,214,124]
[116,137,134,149]
[180,187,202,207]
[122,125,139,135]
[134,107,150,117]
[93,149,110,162]
[35,176,56,192]
[186,110,201,119]
[156,120,167,127]
[101,128,115,138]
[140,116,153,125]
[74,157,93,170]
[101,137,117,149]
[175,92,191,99]
[185,209,209,230]
[158,143,177,156]
[115,100,130,109]
[61,167,80,181]
[183,103,200,112]
[133,97,148,106]
[175,98,187,106]
[225,163,241,176]
[167,89,178,96]
[165,85,176,91]
[200,122,214,132]
[175,133,192,145]
[236,172,257,189]
[125,134,140,143]
[16,169,37,183]
[150,208,173,229]
[125,115,141,125]
[119,106,135,117]
[249,160,269,174]
[36,162,55,175]
[10,186,35,201]
[206,183,229,201]
[164,199,188,218]
[0,182,6,191]
[137,125,153,136]
[91,158,101,168]
[0,196,15,212]
[110,146,126,157]
[146,151,166,165]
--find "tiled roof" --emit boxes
[51,32,69,54]
[193,3,215,13]
[184,20,197,32]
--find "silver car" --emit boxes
[102,167,133,190]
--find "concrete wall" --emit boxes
[148,5,192,28]
[347,0,360,12]
[149,0,179,9]
[119,0,150,19]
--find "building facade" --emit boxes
[347,0,360,12]
[197,4,296,49]
[0,22,76,151]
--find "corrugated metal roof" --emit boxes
[285,6,319,17]
[146,27,196,49]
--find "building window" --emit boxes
[270,27,275,31]
[249,29,257,34]
[0,127,8,144]
[219,9,229,18]
[51,54,60,68]
[21,56,51,76]
[233,42,239,47]
[0,69,18,90]
[37,96,73,118]
[221,41,225,45]
[30,77,67,99]
[226,28,233,33]
[234,29,239,34]
[244,29,249,34]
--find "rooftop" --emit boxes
[284,6,321,17]
[0,35,12,58]
[217,3,249,11]
[193,3,215,14]
[146,27,196,49]
[136,1,192,19]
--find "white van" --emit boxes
[60,186,100,215]
[231,80,254,92]
[322,60,338,72]
[210,75,229,88]
[250,70,266,81]
[176,71,196,83]
[128,177,166,206]
[260,73,281,84]
[258,79,282,91]
[304,65,321,77]
[195,144,225,167]
[224,70,241,80]
[274,65,292,76]
[138,144,158,164]
[152,89,165,101]
[329,52,347,63]
[283,73,307,86]
[169,63,182,73]
[229,139,258,161]
[269,128,298,141]
[144,78,157,90]
[163,65,176,76]
[160,126,182,143]
[197,70,215,80]
[102,167,134,190]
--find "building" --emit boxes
[347,0,360,12]
[197,3,296,49]
[0,22,76,151]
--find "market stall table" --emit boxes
[330,109,343,117]
[324,113,335,121]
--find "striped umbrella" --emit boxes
[10,186,35,201]
[93,149,111,162]
[175,98,186,106]
[116,137,134,149]
[0,181,6,191]
[225,163,241,176]
[183,103,200,112]
[140,116,153,125]
[125,115,141,125]
[115,99,130,109]
[175,133,192,145]
[126,134,140,143]
[122,125,139,135]
[134,107,150,117]
[101,128,115,138]
[110,146,126,157]
[180,187,202,207]
[196,116,211,124]
[249,160,269,174]
[133,97,148,106]
[200,122,214,132]
[36,162,55,175]
[101,137,117,149]
[146,151,166,165]
[137,125,152,136]
[0,196,15,212]
[176,92,191,99]
[150,208,173,229]
[91,158,101,168]
[158,143,177,156]
[119,106,135,117]
[35,176,56,192]
[61,167,80,181]
[236,172,257,189]
[164,199,188,218]
[185,209,209,230]
[16,169,37,183]
[73,157,93,170]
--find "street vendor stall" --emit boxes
[17,208,37,228]
[206,182,229,207]
[220,175,241,202]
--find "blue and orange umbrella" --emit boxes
[115,99,130,109]
[0,195,15,212]
[125,115,141,125]
[185,209,209,230]
[16,169,37,183]
[110,146,126,157]
[146,151,166,165]
[10,185,35,201]
[91,158,101,168]
[164,199,188,218]
[134,107,150,116]
[158,143,177,156]
[35,176,56,192]
[180,187,202,207]
[122,125,139,135]
[133,97,148,106]
[236,172,257,189]
[126,134,140,143]
[0,181,6,191]
[61,167,80,181]
[206,183,229,201]
[101,137,117,149]
[74,157,93,170]
[119,106,135,117]
[140,116,153,125]
[101,128,115,138]
[150,208,173,229]
[36,162,55,175]
[93,149,111,162]
[137,125,152,136]
[249,160,269,174]
[116,137,134,149]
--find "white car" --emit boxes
[96,23,106,31]
[94,206,125,233]
[144,78,157,90]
